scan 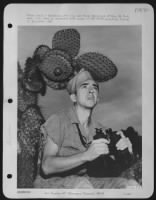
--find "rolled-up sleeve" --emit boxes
[40,114,62,148]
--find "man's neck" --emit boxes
[75,105,92,126]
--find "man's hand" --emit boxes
[115,131,133,153]
[84,138,110,161]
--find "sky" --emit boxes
[18,26,142,134]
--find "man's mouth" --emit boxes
[87,95,95,100]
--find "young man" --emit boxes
[34,69,139,188]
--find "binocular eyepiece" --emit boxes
[94,128,128,156]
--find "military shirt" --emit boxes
[41,106,107,157]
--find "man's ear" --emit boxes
[70,94,77,103]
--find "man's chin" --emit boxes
[84,103,97,109]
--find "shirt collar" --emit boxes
[68,106,101,140]
[68,106,95,127]
[68,106,80,124]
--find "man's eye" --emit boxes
[81,85,87,88]
[93,85,99,90]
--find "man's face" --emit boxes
[73,79,99,109]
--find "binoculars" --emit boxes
[87,128,131,177]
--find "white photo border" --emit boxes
[3,3,154,199]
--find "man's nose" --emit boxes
[89,87,94,93]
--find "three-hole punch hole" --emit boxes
[8,98,13,103]
[8,23,13,28]
[7,174,12,179]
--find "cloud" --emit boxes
[93,96,142,134]
[19,25,142,134]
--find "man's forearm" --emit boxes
[42,152,88,175]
